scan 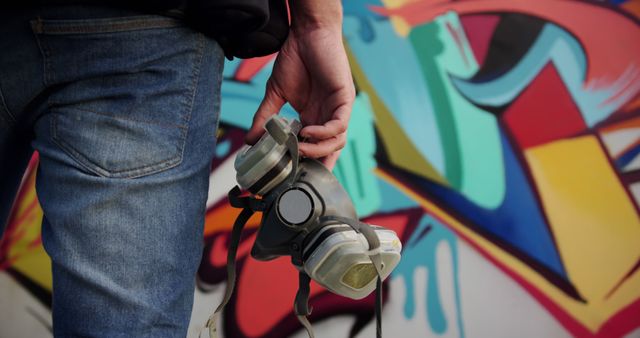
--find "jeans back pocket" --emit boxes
[32,14,206,178]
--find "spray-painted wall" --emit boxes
[2,0,640,337]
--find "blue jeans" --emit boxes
[0,5,224,337]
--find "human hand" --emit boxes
[245,7,355,171]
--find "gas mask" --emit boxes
[204,116,402,338]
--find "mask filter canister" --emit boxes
[302,225,401,299]
[234,119,295,195]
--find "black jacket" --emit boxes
[8,0,289,59]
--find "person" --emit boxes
[0,0,354,336]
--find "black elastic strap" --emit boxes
[203,191,255,338]
[294,272,315,338]
[228,186,267,213]
[294,271,312,316]
[319,215,381,250]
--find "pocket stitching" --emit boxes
[51,112,188,178]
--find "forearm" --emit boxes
[289,0,343,33]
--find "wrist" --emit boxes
[290,0,343,33]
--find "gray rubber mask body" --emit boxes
[203,116,401,338]
[235,116,401,299]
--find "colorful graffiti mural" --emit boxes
[2,0,640,337]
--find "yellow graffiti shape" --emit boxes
[525,135,640,305]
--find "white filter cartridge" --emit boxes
[303,224,402,299]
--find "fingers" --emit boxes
[299,118,348,140]
[299,102,350,139]
[298,132,347,159]
[245,83,286,145]
[297,102,350,166]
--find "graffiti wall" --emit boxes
[2,0,640,337]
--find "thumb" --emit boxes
[245,84,286,145]
[321,150,341,172]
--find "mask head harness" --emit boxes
[203,116,402,338]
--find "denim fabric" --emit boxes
[0,5,224,337]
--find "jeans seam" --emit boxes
[31,18,54,86]
[31,16,183,35]
[182,33,206,125]
[173,32,207,167]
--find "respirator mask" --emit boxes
[204,116,402,338]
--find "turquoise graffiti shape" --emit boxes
[375,178,418,213]
[333,93,382,217]
[409,12,505,210]
[343,0,384,42]
[394,213,465,337]
[343,5,446,177]
[346,7,506,210]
